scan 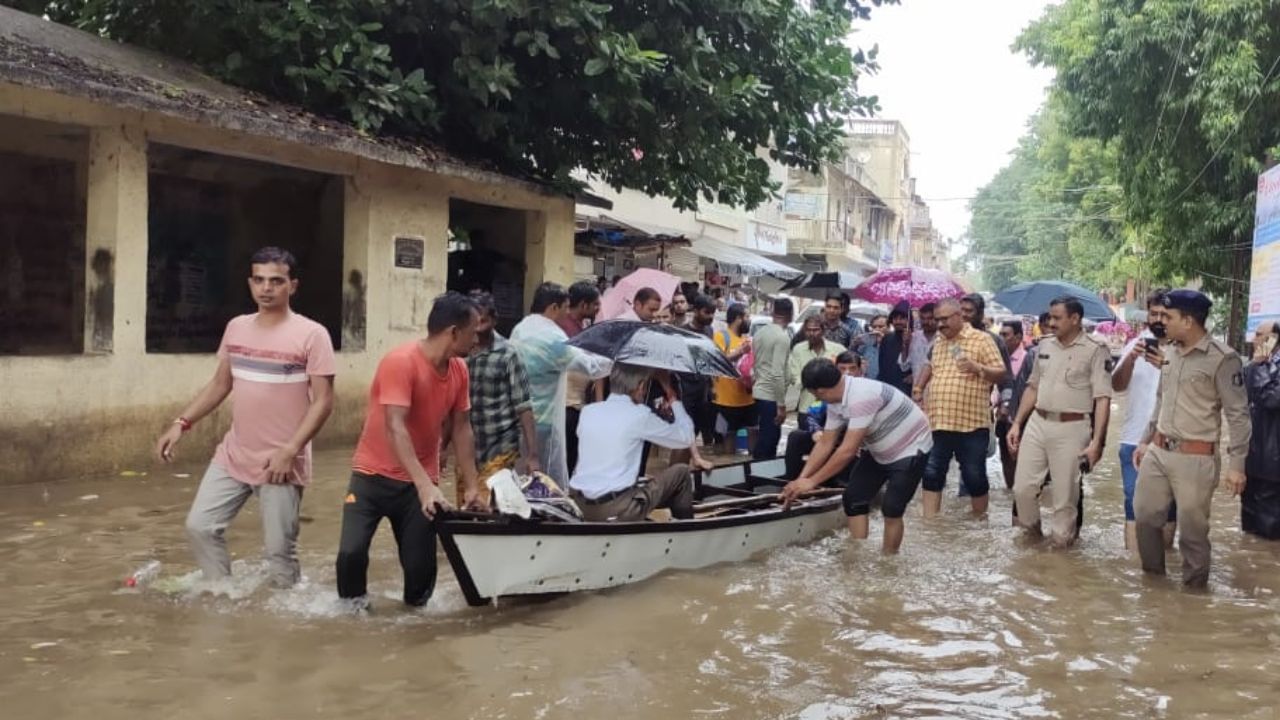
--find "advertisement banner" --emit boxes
[1248,166,1280,337]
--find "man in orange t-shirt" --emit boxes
[713,304,757,455]
[335,292,482,609]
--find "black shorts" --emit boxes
[714,403,759,432]
[843,451,928,519]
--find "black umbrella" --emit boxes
[993,281,1116,321]
[567,321,738,377]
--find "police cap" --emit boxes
[1160,289,1212,315]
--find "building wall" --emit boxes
[847,121,912,265]
[579,148,790,274]
[0,83,575,485]
[783,160,877,275]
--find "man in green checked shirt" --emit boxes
[458,291,540,506]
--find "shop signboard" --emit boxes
[747,220,788,255]
[784,192,821,220]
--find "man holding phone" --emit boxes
[1133,290,1250,587]
[1008,296,1113,547]
[914,298,1007,517]
[1112,289,1176,551]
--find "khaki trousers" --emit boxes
[1133,445,1219,586]
[574,464,694,522]
[1012,414,1091,543]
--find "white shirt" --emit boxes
[907,331,936,379]
[825,377,933,464]
[1118,332,1160,445]
[570,395,695,499]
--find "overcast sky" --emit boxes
[854,0,1057,242]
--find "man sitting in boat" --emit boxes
[781,358,933,553]
[569,363,696,521]
[783,351,862,480]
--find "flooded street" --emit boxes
[5,414,1280,720]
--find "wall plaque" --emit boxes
[394,236,425,269]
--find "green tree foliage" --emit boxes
[1016,0,1280,341]
[9,0,894,210]
[964,101,1130,296]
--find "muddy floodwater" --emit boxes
[4,415,1280,719]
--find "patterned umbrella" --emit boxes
[567,320,738,377]
[853,266,967,308]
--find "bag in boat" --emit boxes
[519,471,585,522]
[488,469,584,523]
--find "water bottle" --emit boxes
[124,560,162,588]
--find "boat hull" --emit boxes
[438,497,843,606]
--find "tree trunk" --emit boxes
[1227,243,1249,349]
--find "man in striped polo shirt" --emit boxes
[781,358,933,553]
[154,247,336,588]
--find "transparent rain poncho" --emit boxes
[509,314,611,485]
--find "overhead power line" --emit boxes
[1166,11,1224,153]
[1144,3,1198,157]
[1168,49,1280,205]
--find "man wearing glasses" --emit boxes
[913,297,1007,517]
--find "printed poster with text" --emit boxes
[1249,165,1280,337]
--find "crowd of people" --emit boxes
[151,247,1279,611]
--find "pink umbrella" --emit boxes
[853,266,967,308]
[1095,320,1134,340]
[597,268,682,321]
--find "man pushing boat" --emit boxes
[780,358,933,553]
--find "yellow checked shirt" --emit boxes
[925,325,1003,432]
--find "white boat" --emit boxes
[437,458,845,607]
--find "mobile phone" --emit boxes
[1143,338,1159,353]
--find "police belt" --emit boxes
[1035,409,1088,423]
[1152,432,1216,456]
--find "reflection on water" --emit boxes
[4,422,1280,719]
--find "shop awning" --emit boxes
[689,237,803,278]
[598,214,686,239]
[822,253,878,276]
[575,211,689,250]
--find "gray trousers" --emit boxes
[572,464,694,522]
[185,463,303,587]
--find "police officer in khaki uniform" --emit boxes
[1008,296,1113,546]
[1133,290,1250,587]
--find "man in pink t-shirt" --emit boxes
[154,247,336,588]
